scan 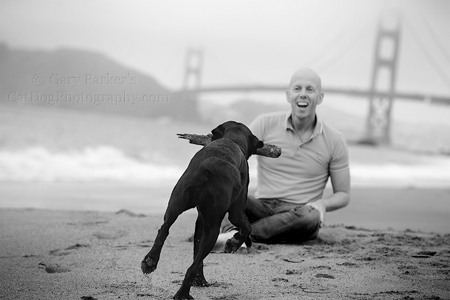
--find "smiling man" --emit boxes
[219,68,351,245]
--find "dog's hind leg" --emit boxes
[192,214,209,287]
[174,209,224,300]
[141,202,183,274]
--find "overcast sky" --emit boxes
[1,0,449,96]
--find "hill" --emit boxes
[0,43,199,121]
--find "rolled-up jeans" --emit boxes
[222,195,321,244]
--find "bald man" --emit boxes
[218,68,350,245]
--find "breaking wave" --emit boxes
[0,146,183,183]
[0,146,449,187]
[351,162,450,187]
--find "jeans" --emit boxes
[222,195,321,244]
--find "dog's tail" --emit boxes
[180,159,240,209]
[195,158,241,188]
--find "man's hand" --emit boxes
[306,200,326,227]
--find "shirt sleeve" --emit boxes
[330,135,349,172]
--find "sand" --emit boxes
[1,183,449,234]
[1,206,449,300]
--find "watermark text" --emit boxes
[8,90,169,106]
[32,73,137,87]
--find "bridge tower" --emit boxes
[182,48,203,97]
[364,15,401,145]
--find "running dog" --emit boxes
[141,121,263,299]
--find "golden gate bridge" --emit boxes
[176,15,450,145]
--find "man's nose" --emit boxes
[299,89,307,98]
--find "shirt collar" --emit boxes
[285,111,323,136]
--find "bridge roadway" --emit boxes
[175,85,450,104]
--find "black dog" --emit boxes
[141,121,263,300]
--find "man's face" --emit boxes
[286,72,323,120]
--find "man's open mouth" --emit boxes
[296,101,309,108]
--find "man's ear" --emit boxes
[211,124,225,141]
[317,92,324,105]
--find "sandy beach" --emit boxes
[1,202,449,300]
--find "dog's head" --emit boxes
[211,121,264,159]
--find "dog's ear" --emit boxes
[211,124,225,141]
[251,135,264,154]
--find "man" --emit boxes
[218,67,350,245]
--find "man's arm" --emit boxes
[306,168,351,224]
[315,133,351,218]
[322,168,351,212]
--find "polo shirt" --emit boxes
[249,111,349,205]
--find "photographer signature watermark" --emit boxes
[9,91,169,106]
[32,73,137,87]
[8,72,170,106]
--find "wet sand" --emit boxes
[1,182,449,233]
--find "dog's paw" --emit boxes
[173,291,194,300]
[224,237,241,253]
[193,275,210,287]
[141,257,158,274]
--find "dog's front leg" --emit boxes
[224,219,252,253]
[225,200,252,253]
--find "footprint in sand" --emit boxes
[136,239,154,248]
[314,273,335,279]
[276,254,305,264]
[272,277,289,283]
[286,269,302,275]
[293,283,336,294]
[93,230,127,240]
[49,243,90,256]
[211,294,240,300]
[67,221,109,226]
[336,261,359,268]
[38,262,71,273]
[115,209,146,218]
[411,250,437,258]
